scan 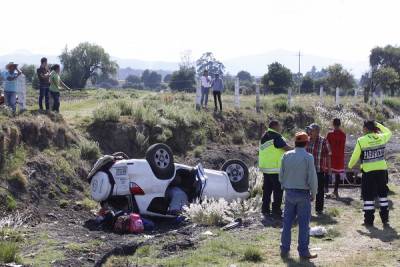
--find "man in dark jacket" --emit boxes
[37,57,50,111]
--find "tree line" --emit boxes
[12,42,400,103]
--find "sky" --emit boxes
[1,0,399,63]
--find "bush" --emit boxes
[273,99,288,112]
[232,129,245,144]
[0,241,20,263]
[193,147,204,158]
[183,197,261,226]
[242,247,263,262]
[79,139,101,160]
[116,100,135,116]
[93,104,121,123]
[249,167,263,197]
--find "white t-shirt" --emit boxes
[200,76,211,88]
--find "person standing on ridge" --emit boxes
[200,70,211,110]
[211,73,223,112]
[348,120,392,227]
[259,120,292,218]
[37,57,51,111]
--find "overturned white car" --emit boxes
[88,143,249,218]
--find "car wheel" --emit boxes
[221,159,249,193]
[146,143,175,180]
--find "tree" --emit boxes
[374,67,400,97]
[21,64,36,83]
[141,69,162,89]
[300,75,314,93]
[370,45,400,73]
[237,70,252,82]
[305,66,328,80]
[261,62,293,94]
[362,67,400,101]
[196,52,225,76]
[163,74,172,83]
[326,64,355,92]
[60,42,118,88]
[126,74,141,84]
[169,67,196,92]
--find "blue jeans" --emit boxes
[50,91,60,112]
[200,87,210,107]
[281,189,312,257]
[4,91,17,113]
[39,86,50,110]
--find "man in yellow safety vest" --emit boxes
[259,120,292,218]
[348,120,392,227]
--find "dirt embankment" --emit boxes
[0,112,90,215]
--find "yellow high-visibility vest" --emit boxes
[348,122,392,172]
[259,129,287,174]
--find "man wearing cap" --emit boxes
[1,62,22,113]
[348,120,392,227]
[279,132,318,259]
[259,120,292,218]
[307,123,331,215]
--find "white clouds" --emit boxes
[1,0,399,62]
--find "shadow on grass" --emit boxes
[282,256,317,267]
[311,213,338,225]
[357,224,400,242]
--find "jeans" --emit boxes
[50,91,60,112]
[213,91,222,111]
[262,173,283,215]
[200,87,210,107]
[4,91,17,113]
[166,186,189,212]
[39,86,50,110]
[316,172,325,212]
[281,189,312,257]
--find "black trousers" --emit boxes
[213,91,222,111]
[362,170,389,225]
[262,173,283,215]
[316,172,325,212]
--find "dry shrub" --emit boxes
[8,169,28,191]
[183,196,261,226]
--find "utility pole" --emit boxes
[298,50,302,75]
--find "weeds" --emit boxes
[93,104,121,123]
[79,139,101,160]
[6,195,17,211]
[0,241,20,263]
[249,167,263,197]
[242,247,263,262]
[8,169,28,190]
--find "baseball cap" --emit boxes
[295,132,309,142]
[308,123,320,131]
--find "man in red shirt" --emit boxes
[326,118,346,198]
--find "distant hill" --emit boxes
[0,49,368,78]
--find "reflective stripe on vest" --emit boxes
[361,144,385,163]
[358,134,388,172]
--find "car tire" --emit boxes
[146,143,175,180]
[221,159,249,193]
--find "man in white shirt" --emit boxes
[200,70,211,110]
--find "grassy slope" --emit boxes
[2,88,400,266]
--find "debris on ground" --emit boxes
[310,226,328,237]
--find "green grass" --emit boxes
[242,247,263,262]
[79,139,101,160]
[6,194,17,211]
[0,241,20,263]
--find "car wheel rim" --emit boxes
[226,164,244,182]
[154,148,170,169]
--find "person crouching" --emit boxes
[279,132,318,260]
